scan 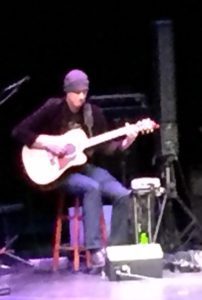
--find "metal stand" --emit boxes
[0,237,32,266]
[132,188,156,244]
[0,78,33,267]
[157,154,202,250]
[0,204,33,267]
[0,75,30,106]
[131,177,164,244]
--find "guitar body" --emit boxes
[22,128,88,186]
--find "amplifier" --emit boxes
[105,243,163,281]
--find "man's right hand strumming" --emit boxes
[31,134,68,157]
[44,144,68,157]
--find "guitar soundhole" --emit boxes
[58,144,76,170]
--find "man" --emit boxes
[12,69,138,267]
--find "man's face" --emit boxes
[66,89,88,111]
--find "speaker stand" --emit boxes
[158,154,202,251]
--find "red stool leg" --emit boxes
[72,198,80,271]
[52,194,64,272]
[100,210,108,247]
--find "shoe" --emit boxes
[90,249,106,267]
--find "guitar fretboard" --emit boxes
[84,126,127,149]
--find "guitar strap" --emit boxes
[83,103,94,137]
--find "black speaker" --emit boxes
[152,20,179,156]
[105,244,163,281]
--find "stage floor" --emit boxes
[1,265,202,300]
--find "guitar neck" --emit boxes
[84,126,127,150]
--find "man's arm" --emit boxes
[12,98,61,149]
[102,130,138,154]
[92,105,138,155]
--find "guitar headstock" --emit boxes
[135,118,160,135]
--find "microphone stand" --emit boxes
[0,87,19,106]
[0,82,34,270]
[0,76,30,106]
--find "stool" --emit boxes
[131,177,164,244]
[52,192,107,272]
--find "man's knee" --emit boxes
[85,180,100,193]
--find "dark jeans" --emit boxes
[60,164,133,250]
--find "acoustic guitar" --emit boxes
[21,118,159,188]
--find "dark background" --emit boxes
[0,1,202,254]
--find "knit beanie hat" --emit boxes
[63,69,89,93]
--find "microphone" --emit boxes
[4,76,31,92]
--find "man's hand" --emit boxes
[120,122,139,150]
[120,118,158,151]
[45,144,68,157]
[32,134,71,157]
